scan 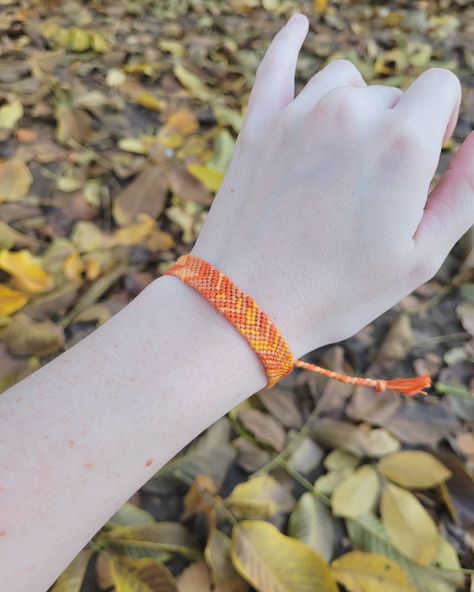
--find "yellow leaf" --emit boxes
[381,484,441,565]
[90,31,109,53]
[374,50,408,76]
[314,0,328,14]
[64,253,85,282]
[187,164,224,192]
[379,451,452,490]
[226,475,294,519]
[0,284,28,316]
[114,214,156,246]
[0,100,23,130]
[133,92,166,111]
[0,159,32,202]
[110,556,178,592]
[173,64,214,102]
[332,465,380,518]
[231,520,338,592]
[51,549,92,592]
[0,249,54,293]
[331,551,416,592]
[71,221,105,253]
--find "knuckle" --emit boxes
[411,255,439,284]
[384,119,426,156]
[315,87,366,122]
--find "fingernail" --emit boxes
[288,13,308,26]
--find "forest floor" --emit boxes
[0,1,473,591]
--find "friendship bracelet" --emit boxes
[165,254,431,396]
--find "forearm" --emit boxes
[0,276,266,591]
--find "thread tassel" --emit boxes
[293,360,431,397]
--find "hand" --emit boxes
[192,13,473,358]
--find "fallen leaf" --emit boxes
[114,214,156,246]
[205,529,248,592]
[113,166,168,226]
[226,475,294,518]
[0,313,65,356]
[379,451,452,489]
[381,483,441,565]
[187,164,224,192]
[110,556,178,592]
[231,520,338,592]
[0,249,54,293]
[51,549,92,592]
[0,100,23,130]
[331,551,416,592]
[332,465,380,518]
[289,492,335,561]
[0,284,28,316]
[177,561,211,592]
[0,159,32,202]
[237,408,286,452]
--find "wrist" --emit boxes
[143,275,268,403]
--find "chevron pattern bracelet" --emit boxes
[165,254,431,396]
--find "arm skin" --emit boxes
[0,276,268,591]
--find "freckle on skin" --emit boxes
[145,458,154,467]
[0,531,7,537]
[69,440,75,447]
[83,463,94,469]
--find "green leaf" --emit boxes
[347,514,462,592]
[381,484,441,565]
[51,549,92,592]
[110,556,178,592]
[332,465,380,518]
[331,551,416,592]
[378,451,452,489]
[231,520,338,592]
[289,492,335,561]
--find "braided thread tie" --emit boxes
[166,255,431,397]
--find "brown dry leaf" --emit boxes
[0,313,65,357]
[0,284,28,316]
[0,159,33,202]
[166,166,213,205]
[0,249,54,293]
[237,408,286,452]
[166,108,199,135]
[113,166,168,226]
[182,475,217,526]
[95,552,114,590]
[258,388,303,429]
[375,314,413,367]
[177,561,211,592]
[55,105,92,145]
[233,437,271,473]
[311,419,400,457]
[456,303,474,336]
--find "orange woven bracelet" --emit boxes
[165,254,431,396]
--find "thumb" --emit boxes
[414,131,474,268]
